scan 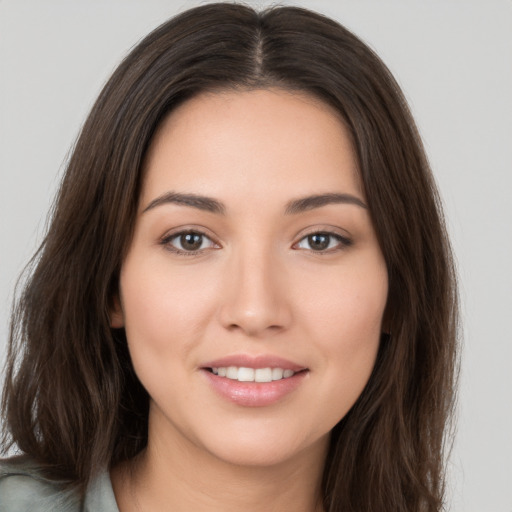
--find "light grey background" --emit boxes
[1,1,511,510]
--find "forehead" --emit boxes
[141,88,363,208]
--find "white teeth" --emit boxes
[237,367,255,382]
[211,366,297,382]
[255,368,272,382]
[271,368,284,380]
[226,366,238,379]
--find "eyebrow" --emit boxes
[142,191,367,215]
[143,192,226,215]
[284,193,367,214]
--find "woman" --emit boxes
[0,3,458,511]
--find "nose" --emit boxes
[217,246,292,337]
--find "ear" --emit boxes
[109,295,125,328]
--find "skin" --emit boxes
[110,89,388,512]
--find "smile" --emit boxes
[211,366,296,382]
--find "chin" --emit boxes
[198,424,329,469]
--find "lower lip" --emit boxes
[202,369,307,407]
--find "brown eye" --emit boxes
[295,232,351,252]
[180,232,203,251]
[307,233,330,251]
[163,230,217,254]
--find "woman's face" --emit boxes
[112,89,388,468]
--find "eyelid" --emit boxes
[292,226,353,253]
[158,224,352,256]
[160,226,221,255]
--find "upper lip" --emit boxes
[201,354,307,372]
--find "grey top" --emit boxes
[0,458,119,512]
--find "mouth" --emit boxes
[205,366,306,383]
[200,357,309,407]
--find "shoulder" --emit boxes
[0,457,80,512]
[0,457,119,512]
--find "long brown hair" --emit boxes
[1,3,458,511]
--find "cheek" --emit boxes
[118,259,220,369]
[297,256,388,344]
[295,257,387,414]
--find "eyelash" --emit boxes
[160,229,352,256]
[160,230,219,256]
[293,231,353,254]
